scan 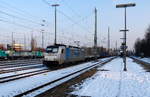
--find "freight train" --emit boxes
[43,44,108,66]
[0,50,43,60]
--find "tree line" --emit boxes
[134,25,150,57]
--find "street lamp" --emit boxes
[116,3,136,71]
[116,3,136,8]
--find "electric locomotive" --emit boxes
[43,44,85,66]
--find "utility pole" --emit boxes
[41,20,45,49]
[94,8,98,60]
[31,33,33,51]
[11,32,14,50]
[116,41,117,50]
[42,31,44,49]
[12,32,13,46]
[24,34,26,50]
[108,27,110,55]
[52,4,59,45]
[41,30,44,49]
[115,41,118,56]
[116,3,136,71]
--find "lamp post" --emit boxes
[41,20,45,49]
[116,3,136,71]
[52,4,59,45]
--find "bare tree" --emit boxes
[134,25,150,57]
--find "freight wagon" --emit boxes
[0,50,44,60]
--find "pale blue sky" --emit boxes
[0,0,149,50]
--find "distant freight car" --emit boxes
[0,50,7,59]
[83,47,95,60]
[0,50,44,60]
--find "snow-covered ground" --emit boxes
[0,57,111,97]
[133,56,150,64]
[71,58,150,97]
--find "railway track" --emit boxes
[130,56,150,71]
[130,57,150,65]
[0,63,43,69]
[0,59,42,63]
[0,59,107,84]
[14,57,115,97]
[0,64,45,74]
[0,69,50,83]
[0,59,42,66]
[0,58,44,75]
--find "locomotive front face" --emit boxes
[43,45,66,65]
[44,46,59,61]
[44,54,58,61]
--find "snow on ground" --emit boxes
[139,58,150,64]
[71,58,150,97]
[134,56,150,64]
[0,57,111,97]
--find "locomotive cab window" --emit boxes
[46,47,58,53]
[61,49,64,54]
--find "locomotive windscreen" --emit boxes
[46,46,59,53]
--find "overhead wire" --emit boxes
[58,0,94,35]
[60,0,82,18]
[62,11,94,32]
[60,0,94,30]
[0,18,33,30]
[57,9,93,34]
[0,10,41,25]
[59,0,96,46]
[0,6,42,26]
[0,17,41,33]
[0,0,53,32]
[0,0,49,34]
[0,0,44,22]
[42,0,51,6]
[0,0,49,48]
[42,0,95,46]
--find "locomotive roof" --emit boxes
[47,44,66,48]
[47,44,81,49]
